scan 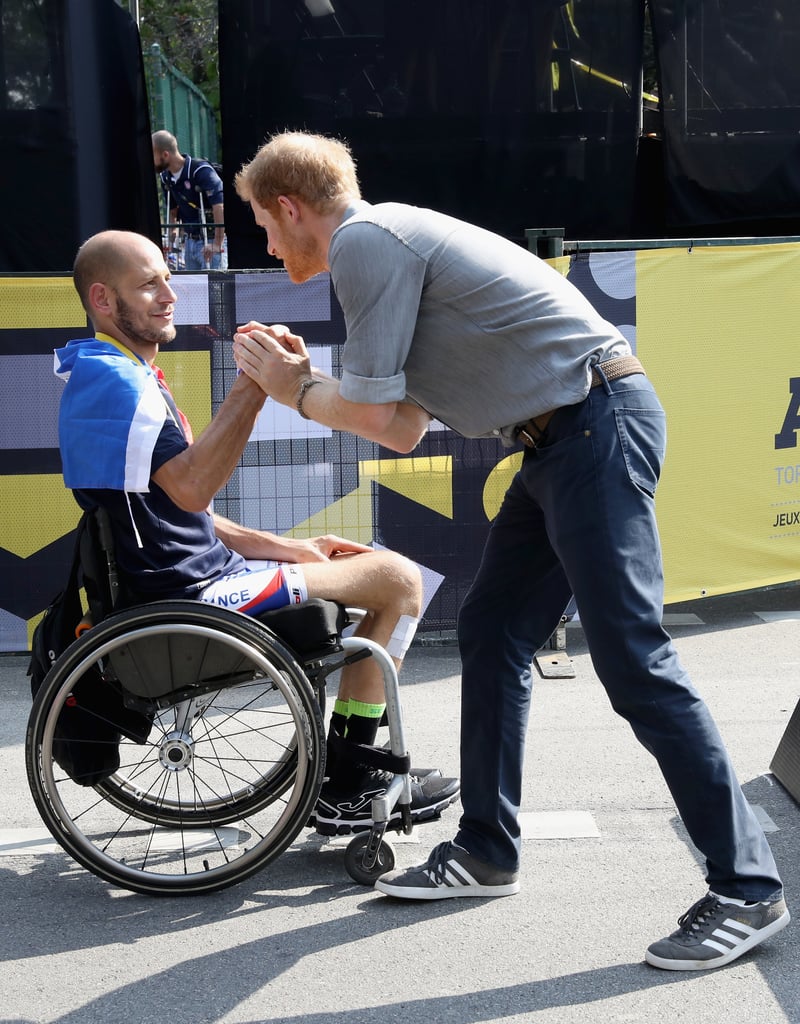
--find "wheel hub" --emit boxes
[158,730,195,771]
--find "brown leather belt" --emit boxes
[516,355,646,449]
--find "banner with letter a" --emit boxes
[629,243,800,601]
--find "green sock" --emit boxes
[344,699,385,746]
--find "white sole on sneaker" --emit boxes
[374,868,518,901]
[375,877,520,899]
[645,907,790,971]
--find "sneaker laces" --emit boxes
[426,841,459,884]
[677,894,720,935]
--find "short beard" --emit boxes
[283,237,324,284]
[114,294,176,347]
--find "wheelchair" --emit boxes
[25,510,418,896]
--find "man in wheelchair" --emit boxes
[54,228,459,837]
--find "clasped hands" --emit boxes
[233,322,312,407]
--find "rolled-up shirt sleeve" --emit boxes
[330,221,426,405]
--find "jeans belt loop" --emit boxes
[516,355,646,449]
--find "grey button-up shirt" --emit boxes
[329,201,629,446]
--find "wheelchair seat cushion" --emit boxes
[255,598,349,658]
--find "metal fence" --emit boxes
[145,43,219,163]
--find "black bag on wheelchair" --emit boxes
[28,538,85,700]
[28,510,152,787]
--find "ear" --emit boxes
[277,194,302,222]
[88,281,114,317]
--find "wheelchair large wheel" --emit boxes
[26,602,325,896]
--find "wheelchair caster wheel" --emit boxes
[344,832,395,885]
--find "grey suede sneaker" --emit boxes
[645,892,790,971]
[375,840,520,899]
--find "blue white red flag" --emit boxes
[54,335,167,492]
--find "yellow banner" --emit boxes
[636,243,800,600]
[3,250,800,650]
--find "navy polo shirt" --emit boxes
[74,413,243,601]
[161,156,223,234]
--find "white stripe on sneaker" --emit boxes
[716,922,757,938]
[703,922,757,954]
[444,863,478,887]
[704,938,740,954]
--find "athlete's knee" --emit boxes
[383,550,422,613]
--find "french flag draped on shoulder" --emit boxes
[54,335,167,492]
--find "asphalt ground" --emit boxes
[0,585,798,1024]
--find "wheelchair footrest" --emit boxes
[328,731,412,775]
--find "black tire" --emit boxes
[26,602,325,896]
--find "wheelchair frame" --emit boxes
[25,510,413,896]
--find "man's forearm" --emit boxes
[153,374,266,512]
[298,378,430,453]
[213,514,294,560]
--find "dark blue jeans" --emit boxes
[455,371,783,901]
[184,236,222,271]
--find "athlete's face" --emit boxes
[249,198,325,284]
[107,241,177,352]
[153,148,170,173]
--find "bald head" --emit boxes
[71,230,176,354]
[73,231,163,316]
[152,129,179,156]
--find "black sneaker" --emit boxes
[645,892,790,971]
[375,840,520,899]
[310,769,459,837]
